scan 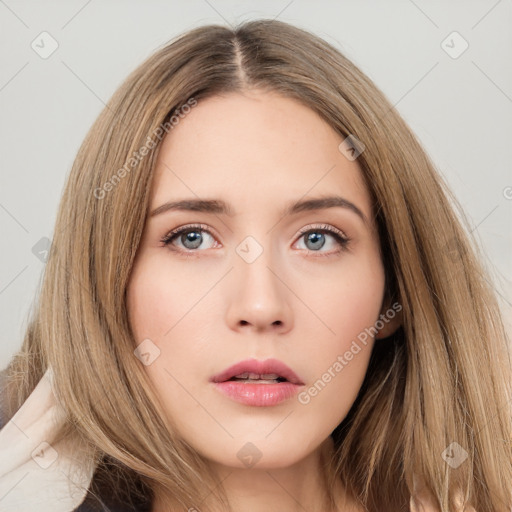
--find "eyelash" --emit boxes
[160,223,351,258]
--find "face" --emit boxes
[126,89,399,470]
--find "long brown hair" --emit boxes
[3,19,511,512]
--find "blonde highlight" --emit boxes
[2,19,511,512]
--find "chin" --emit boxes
[203,439,317,471]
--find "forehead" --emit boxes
[150,90,372,222]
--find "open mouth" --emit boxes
[227,372,288,384]
[213,372,302,407]
[211,358,304,386]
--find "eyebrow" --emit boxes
[150,195,368,225]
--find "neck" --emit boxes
[151,436,362,512]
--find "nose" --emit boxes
[225,247,293,334]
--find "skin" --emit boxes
[126,89,401,512]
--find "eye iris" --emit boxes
[182,231,202,249]
[305,232,325,251]
[166,227,342,253]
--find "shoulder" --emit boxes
[72,461,152,512]
[72,489,151,512]
[0,368,150,512]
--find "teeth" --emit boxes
[235,379,280,384]
[233,372,281,380]
[261,373,281,380]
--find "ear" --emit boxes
[375,292,403,340]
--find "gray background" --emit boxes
[1,0,511,367]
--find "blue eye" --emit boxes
[295,224,351,256]
[160,223,351,257]
[161,224,216,253]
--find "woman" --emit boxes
[0,19,510,512]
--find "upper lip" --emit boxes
[211,358,304,385]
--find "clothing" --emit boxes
[0,368,150,512]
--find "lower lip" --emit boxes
[213,380,302,406]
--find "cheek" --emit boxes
[299,250,385,347]
[126,263,205,430]
[294,253,384,414]
[296,294,381,436]
[127,258,195,342]
[126,257,213,389]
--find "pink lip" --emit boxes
[210,358,304,407]
[211,358,304,385]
